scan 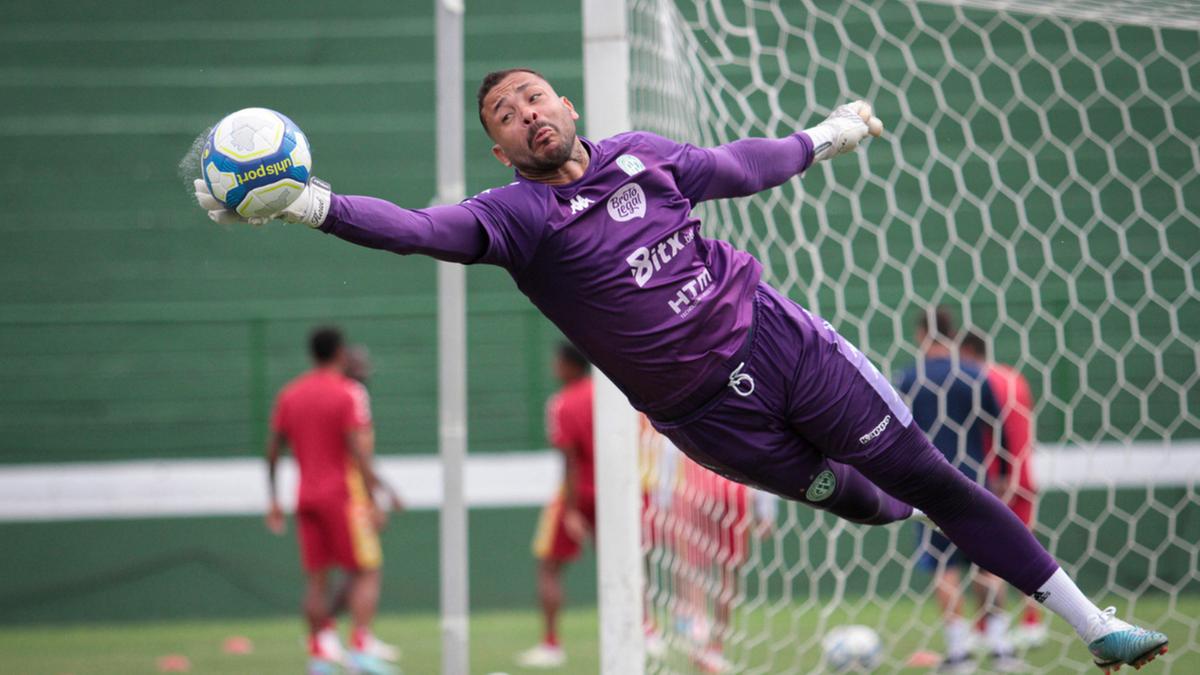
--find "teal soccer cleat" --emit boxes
[1084,607,1168,672]
[307,657,339,675]
[348,650,401,675]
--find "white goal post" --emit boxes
[583,2,648,675]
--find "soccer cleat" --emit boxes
[515,642,566,669]
[644,629,666,658]
[988,650,1027,673]
[311,628,346,664]
[1083,607,1168,672]
[307,657,339,675]
[937,653,976,674]
[360,634,401,663]
[694,647,732,674]
[347,650,401,675]
[1011,621,1049,649]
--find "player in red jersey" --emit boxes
[266,327,397,675]
[517,343,595,669]
[658,440,773,673]
[962,331,1046,648]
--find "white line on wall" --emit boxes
[0,442,1195,521]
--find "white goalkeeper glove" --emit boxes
[804,100,884,163]
[193,177,332,228]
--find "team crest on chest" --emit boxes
[616,154,645,176]
[607,182,646,222]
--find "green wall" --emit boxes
[0,507,596,624]
[1,1,1196,463]
[2,486,1193,624]
[0,0,584,462]
[0,0,1196,628]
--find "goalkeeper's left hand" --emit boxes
[193,177,332,228]
[804,100,884,163]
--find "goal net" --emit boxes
[629,0,1200,672]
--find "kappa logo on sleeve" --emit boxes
[858,414,891,444]
[616,154,646,176]
[607,183,646,222]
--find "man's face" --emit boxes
[483,73,580,173]
[553,354,575,385]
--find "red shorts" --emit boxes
[297,498,382,573]
[532,489,597,562]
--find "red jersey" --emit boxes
[546,377,594,498]
[983,363,1037,519]
[271,368,373,508]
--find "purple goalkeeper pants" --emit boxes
[650,283,1058,595]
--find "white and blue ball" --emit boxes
[821,624,882,671]
[202,107,311,218]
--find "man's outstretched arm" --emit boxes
[697,100,884,201]
[699,134,815,201]
[195,180,488,264]
[319,195,487,264]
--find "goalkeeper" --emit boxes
[195,68,1167,672]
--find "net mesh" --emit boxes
[629,0,1200,672]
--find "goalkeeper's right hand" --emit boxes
[193,177,332,228]
[804,101,884,163]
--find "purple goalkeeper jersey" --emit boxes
[321,131,815,416]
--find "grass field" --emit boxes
[1,596,1195,674]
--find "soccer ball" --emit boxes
[202,107,312,218]
[821,624,882,671]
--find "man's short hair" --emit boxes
[476,67,546,135]
[310,326,344,364]
[557,341,590,373]
[961,330,988,358]
[916,305,957,339]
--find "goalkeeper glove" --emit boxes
[193,177,332,228]
[804,100,884,163]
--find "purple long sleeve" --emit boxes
[318,194,487,264]
[699,132,815,201]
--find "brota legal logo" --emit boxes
[607,183,646,222]
[858,414,891,444]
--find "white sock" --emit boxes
[1034,567,1103,638]
[984,613,1013,654]
[945,617,971,659]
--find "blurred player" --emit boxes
[896,308,1020,672]
[656,439,774,673]
[265,327,398,675]
[322,344,406,662]
[201,68,1167,671]
[517,343,595,669]
[962,330,1046,648]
